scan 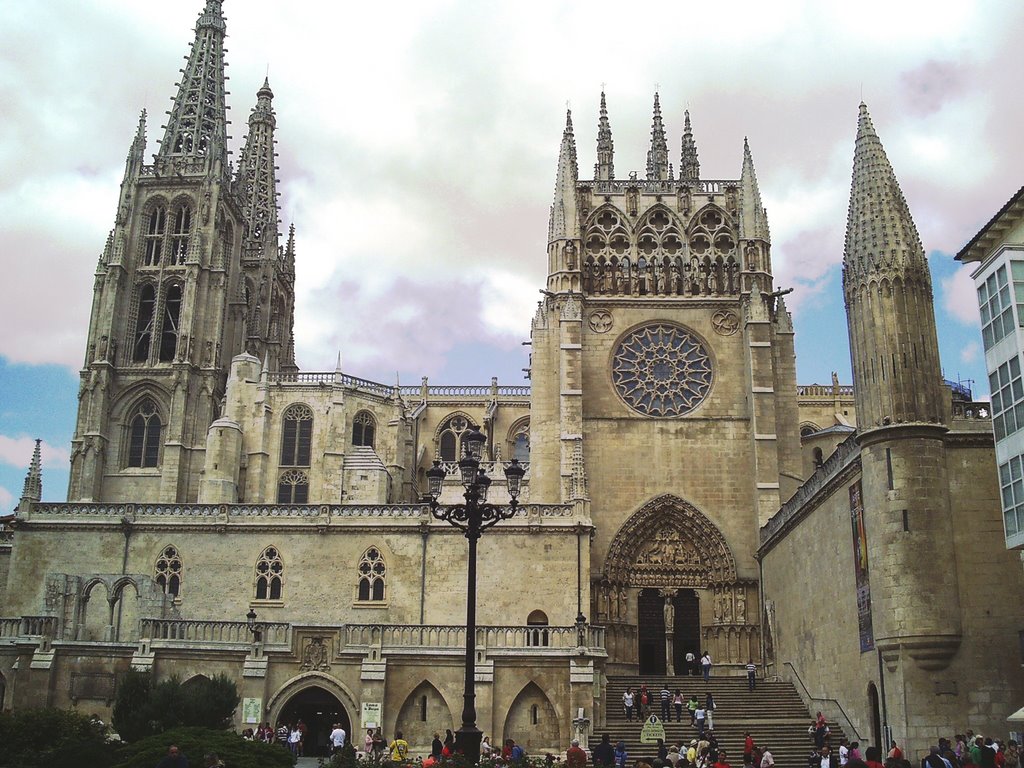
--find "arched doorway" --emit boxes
[637,589,701,675]
[279,686,351,758]
[868,682,882,750]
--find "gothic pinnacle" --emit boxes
[20,438,42,506]
[596,90,615,180]
[548,107,579,243]
[646,92,669,181]
[740,137,770,242]
[238,79,281,259]
[843,102,928,281]
[679,109,700,181]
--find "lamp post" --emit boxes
[425,425,526,765]
[245,608,262,643]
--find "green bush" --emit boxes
[112,671,241,741]
[112,726,295,768]
[0,708,116,768]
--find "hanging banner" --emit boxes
[361,702,382,730]
[850,481,874,651]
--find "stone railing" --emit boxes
[0,617,24,638]
[140,618,291,647]
[264,373,531,400]
[760,433,861,546]
[589,179,736,195]
[797,384,855,397]
[342,624,605,653]
[952,400,990,420]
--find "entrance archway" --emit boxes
[868,682,882,750]
[637,589,701,675]
[279,686,351,758]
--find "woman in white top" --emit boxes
[622,687,635,722]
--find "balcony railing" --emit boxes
[140,618,291,647]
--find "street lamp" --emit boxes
[246,608,262,643]
[425,424,526,765]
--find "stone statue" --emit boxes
[663,597,675,629]
[736,590,747,623]
[723,591,733,624]
[745,240,759,271]
[713,588,724,624]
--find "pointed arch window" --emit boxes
[526,609,550,647]
[438,414,471,462]
[255,546,284,600]
[127,399,162,468]
[352,411,376,448]
[144,207,166,266]
[170,206,192,265]
[155,545,183,598]
[277,469,309,504]
[158,284,183,362]
[357,547,386,602]
[508,420,530,463]
[133,285,157,362]
[280,404,313,467]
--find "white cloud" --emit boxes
[0,486,12,512]
[960,341,981,365]
[941,267,982,326]
[0,436,70,470]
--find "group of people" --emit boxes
[622,686,718,737]
[591,730,772,768]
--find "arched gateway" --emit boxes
[596,495,760,674]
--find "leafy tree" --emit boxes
[112,670,155,742]
[0,708,115,768]
[111,671,241,742]
[181,673,240,729]
[111,726,294,768]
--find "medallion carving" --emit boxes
[588,310,613,334]
[711,310,739,336]
[299,636,331,671]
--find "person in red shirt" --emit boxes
[567,739,588,768]
[887,742,903,761]
[864,745,885,768]
[714,749,732,768]
[744,734,755,761]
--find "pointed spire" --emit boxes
[646,93,669,181]
[259,352,270,386]
[843,102,929,280]
[124,109,147,179]
[548,109,579,243]
[336,351,343,372]
[238,78,281,260]
[679,110,700,181]
[157,0,228,166]
[20,439,42,506]
[595,91,615,181]
[284,222,296,277]
[739,137,770,242]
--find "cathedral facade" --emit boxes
[1,0,1022,759]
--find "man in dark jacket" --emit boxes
[593,734,616,768]
[156,744,189,768]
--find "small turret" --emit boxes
[18,439,43,510]
[679,110,700,181]
[595,91,615,181]
[646,93,669,181]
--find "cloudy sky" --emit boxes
[1,0,1022,505]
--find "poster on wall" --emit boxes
[242,697,262,725]
[850,480,874,651]
[361,702,382,730]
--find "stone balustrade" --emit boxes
[264,372,531,400]
[952,400,991,420]
[342,623,605,654]
[797,384,855,397]
[140,618,291,647]
[0,615,57,640]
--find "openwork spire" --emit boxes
[124,110,147,178]
[646,93,669,181]
[20,439,42,505]
[595,91,615,181]
[739,137,770,242]
[548,110,579,243]
[238,78,281,260]
[157,0,228,165]
[679,110,700,181]
[843,102,929,281]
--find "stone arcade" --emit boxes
[1,1,1022,759]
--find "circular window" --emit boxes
[611,323,713,417]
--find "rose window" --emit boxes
[612,323,713,417]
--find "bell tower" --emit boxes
[68,0,293,503]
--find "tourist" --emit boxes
[668,743,682,767]
[615,741,629,768]
[685,651,696,675]
[655,739,668,767]
[760,746,774,768]
[839,738,849,766]
[818,746,839,768]
[714,749,732,768]
[156,744,189,768]
[443,730,455,757]
[510,738,526,763]
[687,694,699,724]
[593,734,616,768]
[297,719,308,757]
[694,703,706,738]
[865,746,885,768]
[624,687,636,721]
[288,725,302,757]
[924,747,947,768]
[374,728,387,758]
[661,685,672,721]
[640,685,651,718]
[276,722,289,747]
[744,733,755,762]
[431,733,443,759]
[567,738,588,768]
[746,659,757,691]
[687,740,698,768]
[889,743,904,762]
[1005,741,1019,768]
[701,651,713,681]
[331,722,347,755]
[482,736,493,757]
[674,689,685,722]
[849,742,862,763]
[704,692,716,730]
[389,730,410,764]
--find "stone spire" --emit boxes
[237,78,281,261]
[843,102,944,428]
[124,110,147,180]
[646,93,669,181]
[283,222,296,278]
[739,138,770,242]
[595,91,615,181]
[679,110,700,181]
[157,0,228,166]
[548,110,579,243]
[844,102,930,283]
[19,439,42,507]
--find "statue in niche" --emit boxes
[663,596,675,629]
[565,241,577,270]
[736,589,747,623]
[723,591,733,624]
[627,186,639,217]
[202,341,213,367]
[617,588,628,621]
[713,587,724,624]
[744,240,759,271]
[96,335,108,361]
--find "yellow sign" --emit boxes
[640,715,666,744]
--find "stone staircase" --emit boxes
[601,676,846,768]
